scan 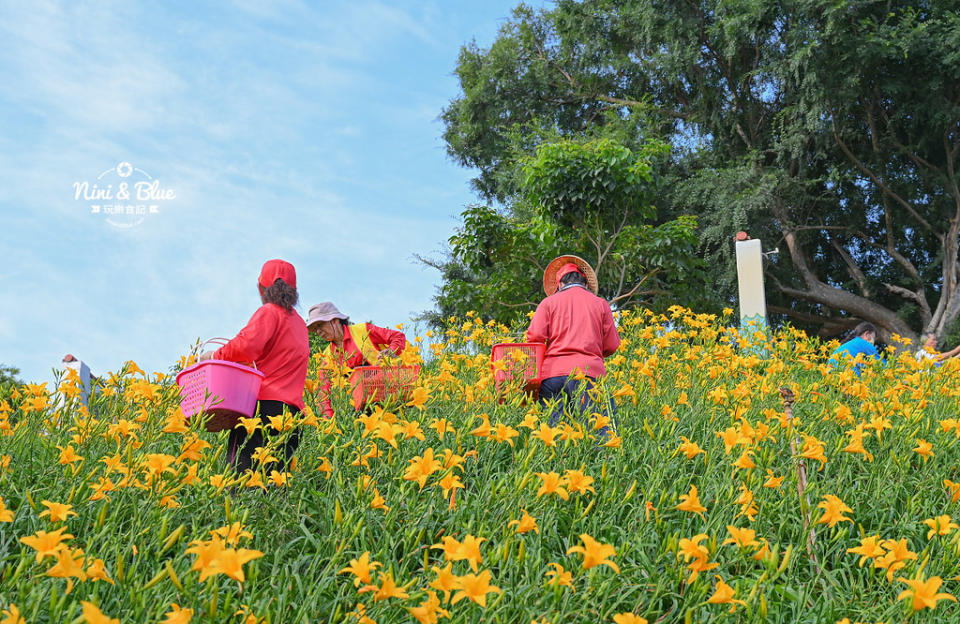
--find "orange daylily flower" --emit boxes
[38,501,76,523]
[404,447,442,489]
[897,575,957,611]
[160,604,194,624]
[567,533,619,573]
[676,436,705,460]
[359,571,410,601]
[429,561,460,602]
[81,602,120,624]
[450,569,501,607]
[816,495,853,528]
[846,535,885,567]
[509,509,539,534]
[676,485,707,518]
[722,525,759,549]
[923,515,959,540]
[707,575,746,612]
[340,552,382,587]
[545,562,575,591]
[535,472,569,500]
[20,526,74,561]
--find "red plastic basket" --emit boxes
[349,366,420,410]
[491,343,545,396]
[176,360,264,432]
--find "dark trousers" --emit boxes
[226,400,301,474]
[539,375,615,436]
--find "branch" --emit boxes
[532,26,693,122]
[595,94,691,120]
[848,230,923,284]
[610,269,660,304]
[773,281,912,338]
[525,252,547,275]
[584,216,604,273]
[700,37,752,149]
[413,253,446,271]
[829,238,871,298]
[770,200,819,289]
[767,305,859,338]
[763,223,914,339]
[882,282,932,324]
[798,120,928,288]
[615,260,627,297]
[611,289,665,305]
[886,131,946,178]
[495,300,540,309]
[876,102,953,178]
[791,225,852,232]
[595,209,630,270]
[831,114,940,238]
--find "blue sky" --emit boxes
[0,0,543,383]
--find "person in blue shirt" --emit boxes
[829,322,881,375]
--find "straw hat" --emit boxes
[542,255,598,296]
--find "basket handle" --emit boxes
[198,337,257,370]
[200,337,231,349]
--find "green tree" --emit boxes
[0,364,22,389]
[421,137,702,326]
[522,138,702,303]
[440,0,960,342]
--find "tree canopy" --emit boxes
[0,364,22,388]
[420,137,703,326]
[435,0,960,341]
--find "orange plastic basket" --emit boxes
[491,343,545,397]
[349,366,420,410]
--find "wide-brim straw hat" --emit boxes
[542,255,598,296]
[306,302,348,329]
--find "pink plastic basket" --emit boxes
[491,343,545,398]
[176,359,264,432]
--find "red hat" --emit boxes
[258,259,297,289]
[555,262,583,288]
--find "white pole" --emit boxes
[60,357,92,410]
[735,234,768,343]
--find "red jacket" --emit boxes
[214,304,309,410]
[526,285,620,379]
[318,323,408,417]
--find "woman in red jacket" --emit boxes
[306,301,408,418]
[527,255,620,433]
[200,259,309,474]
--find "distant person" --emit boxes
[829,322,881,375]
[200,259,309,475]
[915,333,960,364]
[305,302,408,419]
[526,255,620,433]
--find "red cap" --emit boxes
[258,259,297,289]
[555,262,583,288]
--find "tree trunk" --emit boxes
[772,200,917,343]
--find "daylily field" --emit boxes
[3,307,960,623]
